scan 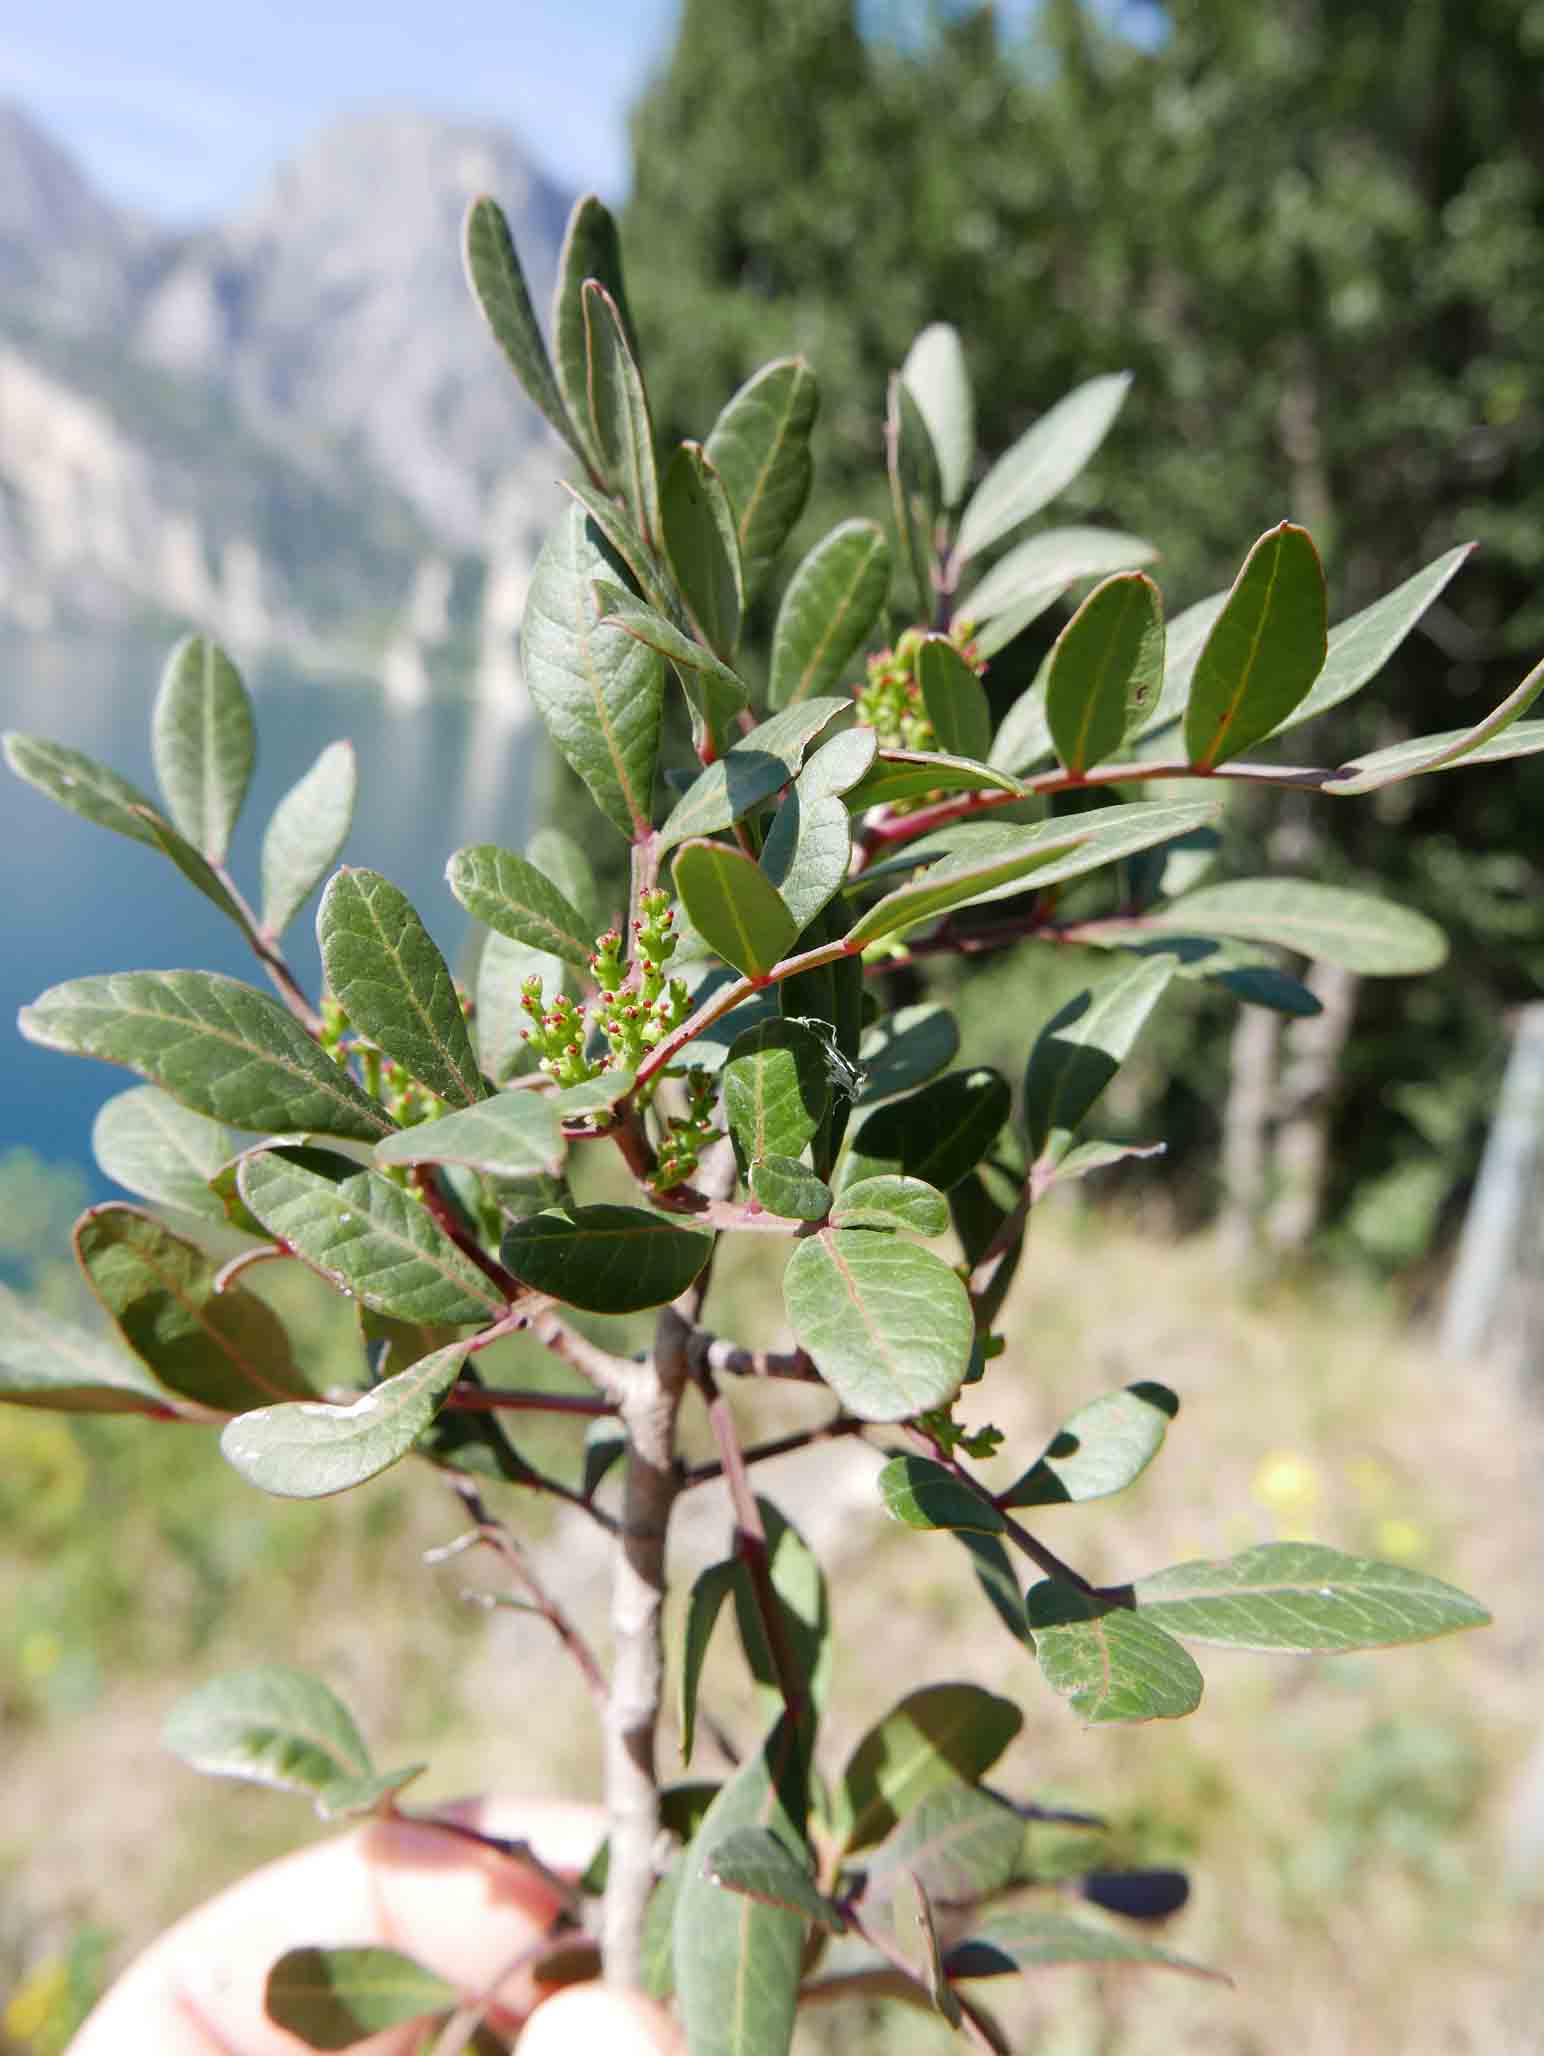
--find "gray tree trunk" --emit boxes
[1265,962,1360,1254]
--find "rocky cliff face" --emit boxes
[0,102,573,701]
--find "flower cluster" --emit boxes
[320,993,451,1129]
[519,889,694,1087]
[653,1067,723,1191]
[853,620,985,755]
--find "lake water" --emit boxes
[1,633,539,1193]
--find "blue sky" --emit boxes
[0,0,682,217]
[0,0,1068,222]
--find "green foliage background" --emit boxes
[622,0,1544,1256]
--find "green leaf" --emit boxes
[151,635,255,865]
[748,1156,832,1221]
[373,1091,562,1180]
[222,1338,468,1499]
[1040,1137,1165,1189]
[594,581,749,747]
[955,1531,1034,1651]
[917,636,992,763]
[845,752,1023,810]
[956,372,1133,563]
[783,1228,973,1422]
[21,968,391,1140]
[447,843,596,970]
[500,1203,711,1314]
[92,1086,242,1224]
[705,357,818,605]
[1277,543,1475,736]
[722,1020,830,1168]
[74,1204,312,1412]
[551,1069,636,1121]
[858,1004,959,1102]
[303,1762,429,1823]
[561,477,680,619]
[945,1908,1218,1982]
[707,1826,845,1932]
[264,1946,457,2049]
[674,1720,809,2056]
[845,800,1219,948]
[1025,1584,1203,1724]
[1324,716,1544,795]
[464,194,579,456]
[164,1665,377,1809]
[474,931,555,1085]
[1129,879,1447,975]
[260,741,356,939]
[1046,573,1166,776]
[1323,649,1544,795]
[1129,590,1229,742]
[674,840,800,979]
[888,372,942,613]
[762,727,871,929]
[1183,524,1327,768]
[643,1856,685,2000]
[1131,1542,1490,1652]
[768,521,890,709]
[830,1176,949,1236]
[3,731,162,848]
[526,827,599,930]
[1003,1382,1179,1509]
[1023,958,1177,1157]
[680,1558,740,1765]
[658,699,848,851]
[800,726,879,799]
[760,782,851,933]
[902,323,974,511]
[581,1416,627,1502]
[552,192,632,470]
[732,1499,833,1721]
[132,804,249,927]
[988,655,1054,774]
[1209,964,1323,1016]
[960,524,1157,629]
[319,869,484,1109]
[878,1455,1004,1535]
[836,1683,1023,1854]
[898,1872,964,2026]
[239,1148,503,1323]
[0,1280,181,1415]
[840,1068,1010,1194]
[661,442,744,660]
[865,1783,1026,1908]
[521,501,665,839]
[584,279,661,542]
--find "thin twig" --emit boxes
[630,932,860,1092]
[442,1476,608,1704]
[442,1385,618,1418]
[699,1335,822,1384]
[525,1307,642,1406]
[697,1367,809,1729]
[906,1427,1098,1596]
[211,862,324,1034]
[859,754,1335,855]
[680,1412,867,1487]
[413,1166,524,1300]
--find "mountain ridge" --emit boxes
[0,100,575,701]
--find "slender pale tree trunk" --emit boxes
[1219,1004,1281,1269]
[1265,962,1360,1254]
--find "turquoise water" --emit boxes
[1,634,539,1192]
